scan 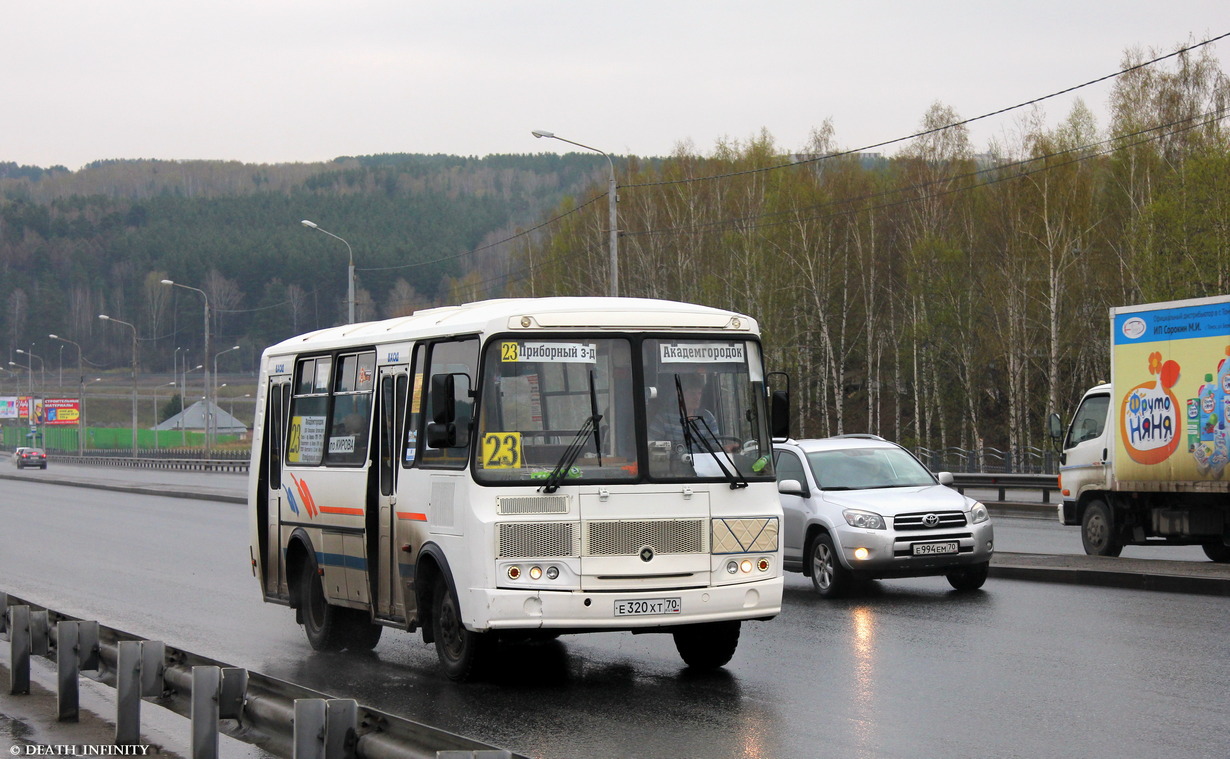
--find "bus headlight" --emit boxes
[507,566,521,580]
[546,566,559,580]
[726,560,739,574]
[529,566,543,580]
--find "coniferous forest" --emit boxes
[2,42,1227,458]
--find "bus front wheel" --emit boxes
[432,575,492,681]
[673,620,741,670]
[300,561,347,651]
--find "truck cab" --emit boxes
[1054,384,1112,529]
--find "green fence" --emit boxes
[1,425,242,452]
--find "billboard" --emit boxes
[0,397,16,419]
[44,398,81,426]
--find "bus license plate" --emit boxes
[614,597,681,616]
[913,541,959,556]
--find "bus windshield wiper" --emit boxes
[674,375,747,490]
[540,412,602,494]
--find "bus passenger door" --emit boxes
[373,369,408,620]
[261,379,291,598]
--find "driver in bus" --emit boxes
[649,373,726,451]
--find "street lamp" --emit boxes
[99,314,139,458]
[15,349,45,391]
[153,381,176,452]
[182,364,203,446]
[301,219,356,324]
[50,334,86,456]
[532,130,619,297]
[213,346,240,443]
[9,360,32,393]
[162,279,212,458]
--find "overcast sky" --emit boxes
[4,2,1227,170]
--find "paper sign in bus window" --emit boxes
[288,415,327,463]
[481,432,523,468]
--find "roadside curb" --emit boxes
[991,551,1230,596]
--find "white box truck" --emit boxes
[1049,295,1230,561]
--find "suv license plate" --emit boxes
[614,597,681,616]
[913,541,959,556]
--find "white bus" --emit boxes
[248,297,786,680]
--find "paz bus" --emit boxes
[247,297,786,680]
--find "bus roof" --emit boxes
[263,297,759,356]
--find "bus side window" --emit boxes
[419,337,478,469]
[403,345,423,468]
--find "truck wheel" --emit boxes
[300,561,347,651]
[673,621,741,669]
[946,562,989,591]
[432,575,492,681]
[1202,541,1230,563]
[1081,500,1122,557]
[809,532,851,598]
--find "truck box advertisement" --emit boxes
[1112,296,1230,486]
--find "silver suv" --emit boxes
[774,436,993,597]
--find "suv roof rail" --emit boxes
[830,433,887,441]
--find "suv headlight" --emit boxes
[970,502,989,524]
[842,509,885,530]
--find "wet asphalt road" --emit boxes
[1,468,1229,758]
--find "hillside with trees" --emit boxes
[0,152,613,376]
[512,43,1230,459]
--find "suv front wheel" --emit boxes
[808,532,850,598]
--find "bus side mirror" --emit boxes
[771,389,790,440]
[767,371,791,440]
[431,374,457,425]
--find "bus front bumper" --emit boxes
[468,577,783,632]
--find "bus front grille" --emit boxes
[584,519,707,556]
[497,522,579,558]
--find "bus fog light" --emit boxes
[726,560,739,574]
[854,547,869,560]
[740,559,753,574]
[529,566,543,580]
[507,566,521,580]
[546,566,559,580]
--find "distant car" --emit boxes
[14,447,48,469]
[773,435,993,597]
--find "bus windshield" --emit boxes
[476,337,638,484]
[474,335,774,485]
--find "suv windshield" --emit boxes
[805,447,935,490]
[473,335,774,485]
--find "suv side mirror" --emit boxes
[777,478,808,497]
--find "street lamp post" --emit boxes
[532,130,619,297]
[153,381,176,453]
[15,349,45,392]
[99,314,139,457]
[162,279,212,459]
[301,219,355,324]
[213,346,240,443]
[182,364,203,446]
[50,334,86,456]
[9,361,32,393]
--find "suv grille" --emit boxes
[893,511,968,531]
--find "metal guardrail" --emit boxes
[1,592,518,759]
[50,454,249,473]
[950,472,1058,504]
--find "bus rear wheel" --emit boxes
[432,575,492,681]
[673,621,741,670]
